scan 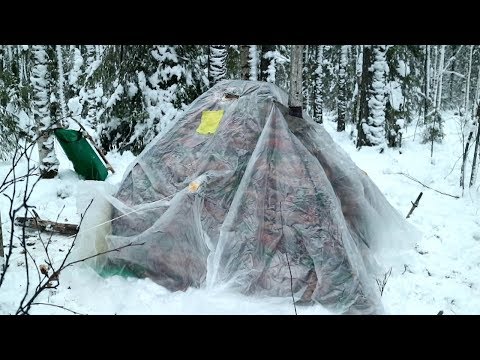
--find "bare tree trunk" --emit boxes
[354,45,363,127]
[459,46,475,192]
[313,45,324,124]
[357,45,373,148]
[464,45,474,118]
[461,124,476,190]
[208,45,227,86]
[449,45,458,100]
[289,45,304,118]
[474,65,480,110]
[260,45,274,81]
[95,45,103,61]
[239,45,249,80]
[56,45,68,120]
[431,45,446,159]
[424,45,430,124]
[337,45,348,131]
[469,106,480,187]
[302,45,310,111]
[432,46,438,111]
[357,45,386,148]
[248,45,258,81]
[31,45,59,179]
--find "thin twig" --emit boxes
[376,267,392,296]
[443,154,464,179]
[285,252,297,316]
[279,201,297,315]
[393,172,459,199]
[30,302,84,315]
[64,241,145,270]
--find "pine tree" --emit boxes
[384,46,421,148]
[80,45,103,128]
[320,45,341,115]
[259,45,289,88]
[96,45,157,153]
[95,45,208,155]
[0,46,32,160]
[424,45,446,158]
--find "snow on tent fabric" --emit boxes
[75,80,418,315]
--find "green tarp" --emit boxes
[54,129,108,181]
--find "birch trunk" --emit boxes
[313,45,324,124]
[289,45,304,118]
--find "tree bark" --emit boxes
[239,45,249,80]
[31,45,59,179]
[449,45,457,100]
[431,45,446,159]
[337,45,348,131]
[459,46,475,192]
[357,45,372,148]
[313,45,324,124]
[260,45,274,82]
[474,65,480,110]
[424,45,430,124]
[464,45,474,118]
[289,45,304,118]
[469,106,480,187]
[248,45,258,81]
[56,45,68,120]
[460,125,475,190]
[15,215,78,236]
[354,45,363,127]
[208,45,227,86]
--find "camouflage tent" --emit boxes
[76,80,417,314]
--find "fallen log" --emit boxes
[15,213,79,236]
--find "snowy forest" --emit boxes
[1,45,480,315]
[1,45,479,184]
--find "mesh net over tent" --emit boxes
[76,80,418,315]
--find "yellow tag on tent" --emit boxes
[196,110,224,135]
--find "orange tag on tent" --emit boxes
[196,110,224,135]
[188,181,201,192]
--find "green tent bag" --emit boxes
[54,129,108,181]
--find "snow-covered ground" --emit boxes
[1,111,479,315]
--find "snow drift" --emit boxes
[75,80,418,314]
